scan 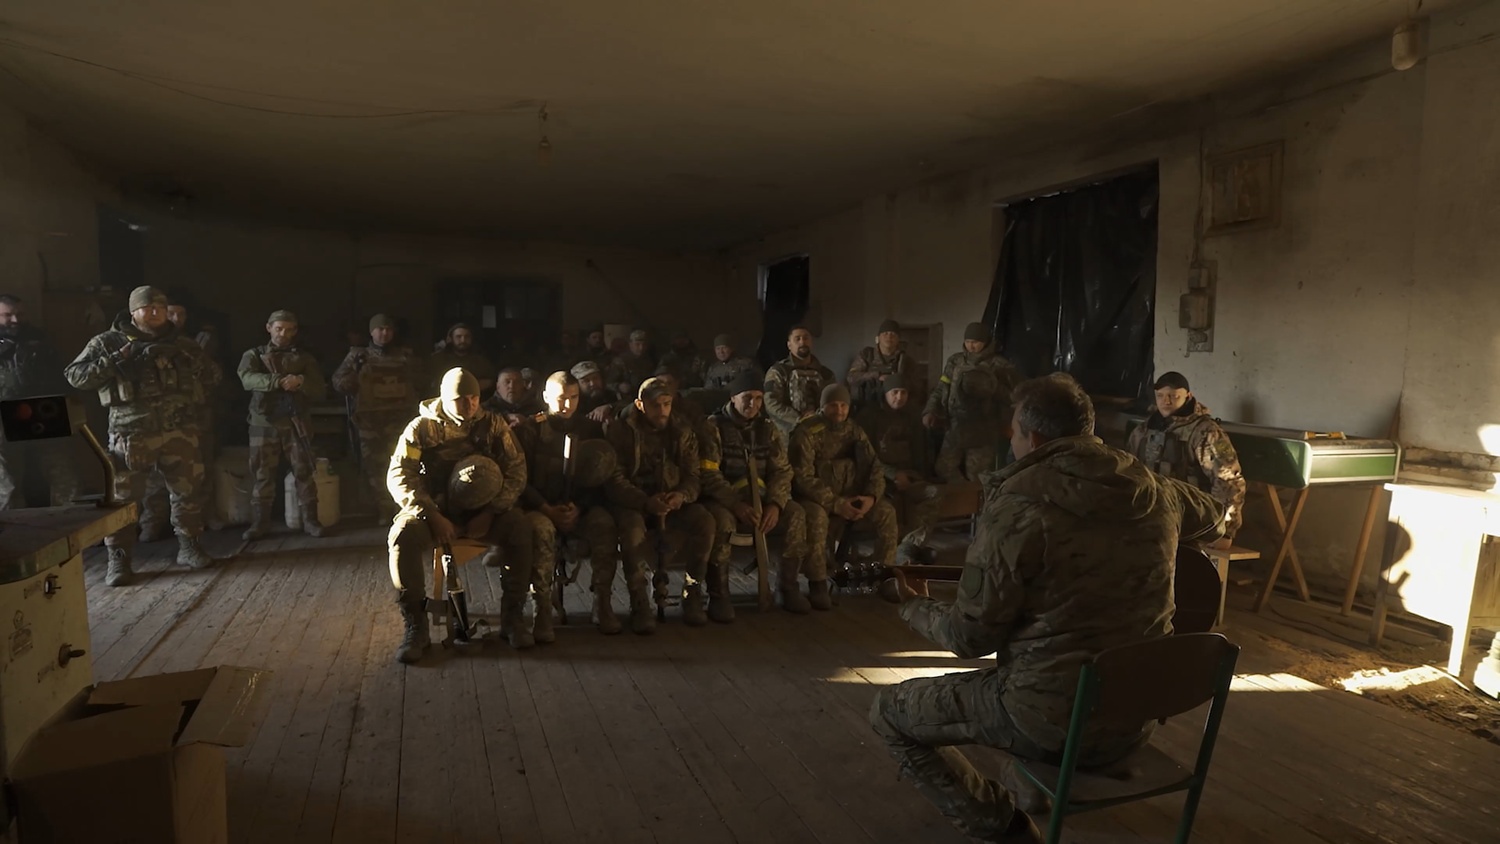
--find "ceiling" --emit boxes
[0,0,1450,249]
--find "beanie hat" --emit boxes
[128,286,167,311]
[439,367,481,399]
[267,309,298,325]
[727,370,763,396]
[963,322,992,343]
[820,383,851,406]
[877,319,900,335]
[369,313,397,331]
[883,373,906,392]
[713,333,733,348]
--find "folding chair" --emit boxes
[427,538,493,644]
[1015,632,1241,844]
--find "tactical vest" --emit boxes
[1138,423,1212,493]
[249,344,313,421]
[949,359,1000,415]
[787,365,829,416]
[624,422,684,495]
[852,348,903,408]
[356,347,416,415]
[710,411,773,499]
[97,338,204,410]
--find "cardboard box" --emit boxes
[8,666,272,844]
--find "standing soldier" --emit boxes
[0,294,77,508]
[607,328,656,400]
[333,314,423,523]
[603,377,716,633]
[923,322,1023,482]
[428,323,497,397]
[388,368,534,662]
[791,384,898,607]
[516,371,621,636]
[1124,371,1247,543]
[701,371,811,616]
[139,299,218,538]
[846,319,910,411]
[237,310,328,540]
[858,374,940,563]
[64,286,221,586]
[703,333,760,390]
[659,330,708,389]
[764,325,835,437]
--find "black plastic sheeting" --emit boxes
[983,167,1159,400]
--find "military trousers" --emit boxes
[889,479,942,547]
[357,412,408,521]
[140,408,215,531]
[106,428,205,547]
[247,422,318,509]
[0,439,78,510]
[804,496,899,569]
[389,507,533,609]
[705,499,807,584]
[611,503,715,590]
[525,505,619,596]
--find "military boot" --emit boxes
[681,582,708,627]
[138,520,172,543]
[594,591,623,635]
[780,560,811,614]
[301,506,327,538]
[706,564,736,624]
[533,594,556,644]
[176,535,215,569]
[241,503,271,541]
[105,546,136,587]
[504,598,535,649]
[628,583,657,635]
[808,579,833,611]
[395,601,430,664]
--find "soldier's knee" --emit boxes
[708,504,735,536]
[526,511,556,543]
[869,686,904,738]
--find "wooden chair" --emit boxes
[1014,633,1241,844]
[427,538,492,643]
[1202,544,1261,625]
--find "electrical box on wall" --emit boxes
[1183,261,1216,353]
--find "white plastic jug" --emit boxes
[213,447,253,527]
[285,458,341,529]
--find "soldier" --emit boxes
[139,299,218,538]
[388,368,534,662]
[571,361,617,424]
[64,285,221,586]
[846,319,910,411]
[858,374,940,563]
[428,323,497,397]
[764,325,835,437]
[485,367,546,428]
[647,366,710,441]
[1124,371,1247,543]
[607,328,656,400]
[703,333,760,390]
[583,326,612,369]
[923,322,1023,482]
[658,330,708,389]
[516,371,622,636]
[237,309,328,540]
[701,370,811,616]
[0,294,77,509]
[869,374,1226,843]
[332,314,423,523]
[789,384,897,608]
[603,377,716,632]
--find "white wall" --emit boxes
[729,2,1500,595]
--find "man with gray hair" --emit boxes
[870,374,1227,843]
[703,333,759,391]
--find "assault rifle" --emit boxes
[742,431,773,612]
[260,349,315,452]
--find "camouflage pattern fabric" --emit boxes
[0,440,78,510]
[703,355,760,391]
[701,402,807,577]
[1124,399,1247,540]
[64,312,221,435]
[239,344,326,428]
[103,428,207,545]
[763,354,835,436]
[359,414,409,520]
[602,405,712,586]
[332,343,423,417]
[934,443,997,485]
[858,402,940,545]
[611,504,716,588]
[389,506,532,608]
[606,352,656,400]
[246,423,317,510]
[923,348,1021,482]
[789,413,896,567]
[528,505,619,594]
[870,436,1225,838]
[514,415,618,593]
[846,345,909,410]
[659,347,709,389]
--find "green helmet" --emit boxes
[447,455,502,511]
[571,439,617,488]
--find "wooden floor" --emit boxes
[82,526,1500,844]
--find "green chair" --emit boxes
[1015,632,1240,844]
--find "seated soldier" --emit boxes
[1124,371,1247,545]
[647,366,712,444]
[703,333,760,390]
[486,367,546,428]
[516,371,623,637]
[857,374,940,563]
[870,374,1225,843]
[571,360,616,424]
[701,371,811,617]
[387,368,535,663]
[846,319,909,411]
[603,377,716,632]
[789,384,898,609]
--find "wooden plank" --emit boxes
[329,581,407,844]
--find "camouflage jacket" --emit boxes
[332,343,424,422]
[1124,400,1247,538]
[703,355,760,390]
[516,414,607,509]
[238,343,327,427]
[603,405,702,511]
[427,349,497,395]
[64,313,222,434]
[764,354,835,436]
[846,345,909,409]
[659,347,709,389]
[0,327,68,399]
[701,403,793,510]
[857,402,933,480]
[387,399,527,518]
[923,348,1022,447]
[789,413,885,511]
[900,436,1225,753]
[606,352,656,400]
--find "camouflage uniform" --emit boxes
[858,400,940,550]
[515,415,619,636]
[924,348,1022,482]
[764,354,835,437]
[64,307,221,578]
[704,355,760,391]
[387,399,532,634]
[701,401,808,612]
[237,342,327,531]
[0,325,77,508]
[868,436,1225,840]
[139,324,222,536]
[659,343,709,389]
[606,351,656,401]
[789,411,897,573]
[846,345,909,411]
[332,343,423,521]
[1125,399,1247,540]
[603,405,715,628]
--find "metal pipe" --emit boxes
[77,424,116,507]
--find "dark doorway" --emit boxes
[98,207,145,294]
[432,278,559,368]
[755,255,810,369]
[983,166,1159,400]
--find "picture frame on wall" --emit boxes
[1205,140,1283,236]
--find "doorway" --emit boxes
[755,255,810,368]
